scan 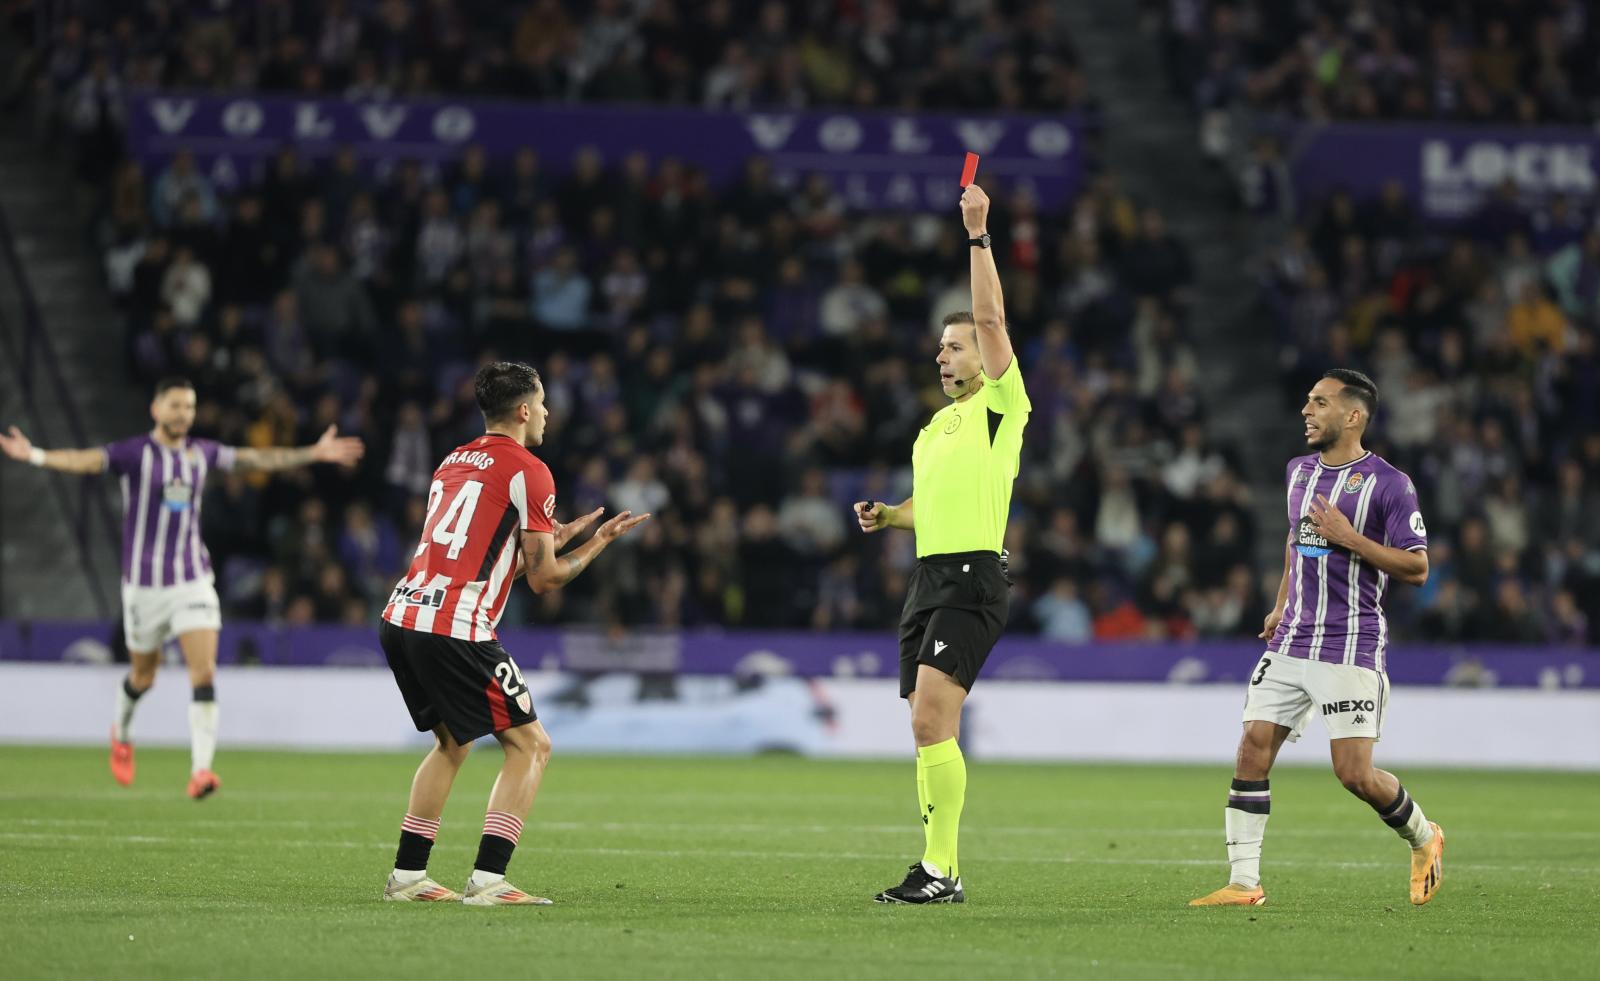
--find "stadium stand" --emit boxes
[6,1,1257,641]
[1155,0,1599,125]
[1150,0,1600,163]
[1261,186,1600,644]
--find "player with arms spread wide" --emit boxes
[379,361,648,906]
[0,377,364,798]
[1191,369,1445,908]
[854,183,1030,904]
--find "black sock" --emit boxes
[394,831,434,872]
[192,684,215,702]
[474,834,516,876]
[123,676,148,699]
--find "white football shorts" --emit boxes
[1241,651,1388,742]
[120,578,223,653]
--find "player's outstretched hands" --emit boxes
[594,509,650,544]
[0,425,35,462]
[1259,608,1284,641]
[854,500,889,534]
[554,506,605,549]
[960,184,990,235]
[309,425,366,467]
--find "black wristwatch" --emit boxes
[968,232,991,249]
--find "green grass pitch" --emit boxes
[2,747,1596,980]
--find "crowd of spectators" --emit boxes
[1151,0,1600,162]
[1261,181,1600,645]
[11,1,1257,641]
[17,0,1094,126]
[93,142,1253,642]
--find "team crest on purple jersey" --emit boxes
[1345,471,1365,494]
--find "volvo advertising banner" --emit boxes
[124,93,1085,211]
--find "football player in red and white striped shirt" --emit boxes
[379,361,648,906]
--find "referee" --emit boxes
[857,183,1031,905]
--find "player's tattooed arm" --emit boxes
[232,425,365,473]
[0,427,107,473]
[522,511,652,593]
[232,446,316,472]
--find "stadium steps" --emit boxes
[0,109,132,620]
[1057,1,1290,572]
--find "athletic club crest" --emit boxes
[515,691,532,714]
[1344,471,1365,494]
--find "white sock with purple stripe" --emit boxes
[1377,784,1434,848]
[1225,778,1270,889]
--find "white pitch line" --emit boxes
[1,831,1595,876]
[10,816,1600,842]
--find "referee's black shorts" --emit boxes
[897,550,1010,699]
[380,620,537,744]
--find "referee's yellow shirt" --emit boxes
[911,355,1031,558]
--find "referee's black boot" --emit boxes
[873,861,963,904]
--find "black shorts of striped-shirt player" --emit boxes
[380,620,537,744]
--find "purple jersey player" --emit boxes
[1,377,362,798]
[1190,369,1446,910]
[1269,444,1429,673]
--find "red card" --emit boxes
[959,152,980,187]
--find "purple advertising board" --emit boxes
[1279,119,1600,219]
[124,93,1084,212]
[6,620,1595,690]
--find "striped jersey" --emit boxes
[1269,451,1428,672]
[104,434,236,588]
[383,433,555,641]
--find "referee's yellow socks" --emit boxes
[918,737,966,878]
[916,752,931,849]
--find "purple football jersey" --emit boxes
[104,435,236,587]
[1268,451,1428,672]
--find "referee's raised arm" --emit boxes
[960,184,1014,380]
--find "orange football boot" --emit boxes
[1189,883,1268,907]
[1410,822,1445,905]
[186,769,221,800]
[109,729,135,786]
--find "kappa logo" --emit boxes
[1353,714,1367,725]
[933,640,948,657]
[1345,471,1365,494]
[1291,467,1310,487]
